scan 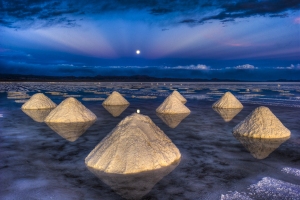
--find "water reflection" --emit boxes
[46,120,95,142]
[156,113,189,128]
[22,108,53,123]
[103,105,129,117]
[213,108,242,122]
[86,160,180,200]
[233,135,290,159]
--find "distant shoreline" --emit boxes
[0,74,300,82]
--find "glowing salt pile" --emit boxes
[213,107,242,122]
[233,106,290,138]
[85,113,181,174]
[47,121,95,142]
[103,105,129,117]
[156,94,191,114]
[21,93,56,110]
[22,109,53,123]
[171,90,187,104]
[233,136,289,159]
[156,113,189,128]
[102,91,129,106]
[212,92,243,108]
[44,97,97,123]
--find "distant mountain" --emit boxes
[0,73,299,82]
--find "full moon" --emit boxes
[136,50,140,54]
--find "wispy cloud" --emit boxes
[226,64,257,70]
[276,64,300,69]
[164,64,210,70]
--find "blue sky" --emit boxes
[0,0,299,80]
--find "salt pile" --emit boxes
[47,121,95,142]
[172,90,187,104]
[85,113,181,174]
[233,136,289,159]
[213,108,242,122]
[22,109,53,123]
[156,113,189,128]
[21,93,56,110]
[44,97,97,123]
[102,91,129,106]
[212,92,243,108]
[87,161,179,200]
[103,105,129,117]
[156,94,191,114]
[282,167,300,177]
[233,106,290,138]
[221,191,252,200]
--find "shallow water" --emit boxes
[0,82,299,199]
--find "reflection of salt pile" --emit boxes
[233,106,290,138]
[21,93,56,110]
[87,161,179,200]
[102,91,129,106]
[85,113,181,174]
[156,94,191,114]
[172,90,187,104]
[22,109,53,123]
[212,92,243,108]
[234,135,289,159]
[213,108,242,122]
[44,97,97,123]
[46,121,95,142]
[156,113,189,128]
[103,105,129,117]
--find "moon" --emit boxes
[136,50,140,54]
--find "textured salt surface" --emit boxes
[44,97,97,123]
[102,91,129,106]
[22,93,56,110]
[172,91,187,104]
[212,92,243,108]
[221,191,252,200]
[282,167,300,177]
[233,106,290,138]
[156,94,191,114]
[85,113,181,174]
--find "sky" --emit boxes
[0,0,300,80]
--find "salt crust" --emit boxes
[21,93,56,110]
[212,91,243,108]
[102,91,129,106]
[172,90,187,104]
[233,106,291,138]
[85,113,181,174]
[44,97,97,123]
[156,94,191,114]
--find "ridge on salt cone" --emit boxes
[233,106,291,138]
[234,135,289,159]
[44,97,97,123]
[212,92,243,108]
[21,93,56,110]
[102,91,129,106]
[213,107,242,122]
[85,113,181,174]
[156,94,191,114]
[172,90,187,104]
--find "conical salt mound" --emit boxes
[212,92,243,108]
[102,91,129,106]
[21,93,56,110]
[156,94,191,114]
[234,135,290,159]
[157,113,189,128]
[172,90,187,104]
[22,108,53,123]
[85,113,181,174]
[87,161,179,200]
[233,106,290,138]
[44,97,97,123]
[213,107,242,122]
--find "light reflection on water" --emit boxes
[0,82,299,199]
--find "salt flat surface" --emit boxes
[0,82,299,200]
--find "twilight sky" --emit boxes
[0,0,300,80]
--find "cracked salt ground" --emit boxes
[0,82,300,199]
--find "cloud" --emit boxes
[276,64,300,69]
[164,64,210,70]
[226,64,256,70]
[1,0,299,28]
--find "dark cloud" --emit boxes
[1,0,299,28]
